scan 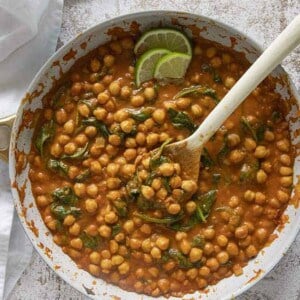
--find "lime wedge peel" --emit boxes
[134,28,192,56]
[135,48,171,86]
[154,52,191,80]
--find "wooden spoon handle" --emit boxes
[187,14,300,150]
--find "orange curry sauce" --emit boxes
[28,33,294,297]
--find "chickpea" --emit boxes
[150,247,161,259]
[93,107,107,121]
[155,236,170,250]
[157,278,170,293]
[189,248,203,263]
[280,154,291,166]
[63,120,74,135]
[120,86,132,99]
[123,220,134,234]
[78,103,90,118]
[88,264,100,276]
[101,259,112,271]
[244,190,255,202]
[121,164,136,178]
[86,184,98,198]
[98,225,111,238]
[90,252,101,264]
[176,97,191,109]
[229,149,245,164]
[235,225,249,239]
[158,163,175,177]
[69,223,81,236]
[63,214,75,226]
[233,264,243,276]
[276,139,290,152]
[36,195,49,207]
[199,266,210,278]
[106,163,120,177]
[103,54,115,67]
[255,192,266,205]
[206,47,217,58]
[226,242,239,256]
[70,82,82,96]
[280,176,293,187]
[101,249,111,259]
[50,143,63,157]
[131,95,145,107]
[106,177,121,190]
[64,142,77,155]
[277,190,289,203]
[141,185,155,200]
[74,133,88,146]
[203,228,215,240]
[255,228,268,243]
[167,203,181,215]
[146,133,159,147]
[217,235,228,247]
[179,239,191,255]
[152,109,166,124]
[111,255,124,266]
[175,232,187,241]
[206,257,220,271]
[106,190,121,201]
[279,166,293,176]
[89,58,101,72]
[256,169,267,184]
[224,76,236,88]
[85,126,97,138]
[254,146,269,159]
[141,238,151,253]
[120,119,134,133]
[227,133,240,147]
[97,91,109,104]
[109,81,121,96]
[92,82,105,95]
[70,238,83,250]
[186,201,197,214]
[144,87,156,101]
[136,132,146,145]
[244,138,257,151]
[181,180,197,194]
[57,134,71,146]
[129,238,142,250]
[118,261,130,275]
[85,199,98,213]
[245,245,258,258]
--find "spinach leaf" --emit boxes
[35,120,55,156]
[271,111,282,122]
[162,177,172,194]
[239,160,259,183]
[52,84,68,108]
[201,64,222,84]
[195,190,217,222]
[256,124,267,142]
[217,135,229,162]
[201,147,215,168]
[134,212,184,224]
[126,175,141,200]
[74,169,90,182]
[82,117,110,138]
[240,117,257,141]
[149,138,172,170]
[47,159,69,175]
[52,186,78,205]
[212,173,221,186]
[136,195,162,211]
[191,235,205,248]
[174,85,219,103]
[130,108,153,122]
[79,99,97,109]
[168,108,197,133]
[50,203,81,220]
[144,171,157,185]
[112,224,121,237]
[168,249,193,268]
[61,143,89,160]
[80,232,101,249]
[113,199,128,217]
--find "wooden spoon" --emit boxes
[164,14,300,181]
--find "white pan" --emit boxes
[0,11,299,300]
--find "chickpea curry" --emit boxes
[29,30,295,297]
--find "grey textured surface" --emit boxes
[8,0,300,299]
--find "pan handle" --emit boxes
[0,115,16,162]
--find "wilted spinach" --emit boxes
[134,212,184,225]
[80,232,101,249]
[61,143,89,160]
[35,120,55,156]
[47,159,69,175]
[52,186,78,205]
[168,108,197,133]
[74,169,90,182]
[50,203,81,220]
[82,117,110,138]
[201,147,215,168]
[174,85,219,103]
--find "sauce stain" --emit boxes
[63,48,77,61]
[246,269,264,284]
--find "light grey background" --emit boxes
[8,0,300,299]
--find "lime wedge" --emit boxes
[135,48,171,86]
[154,52,191,80]
[134,28,192,56]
